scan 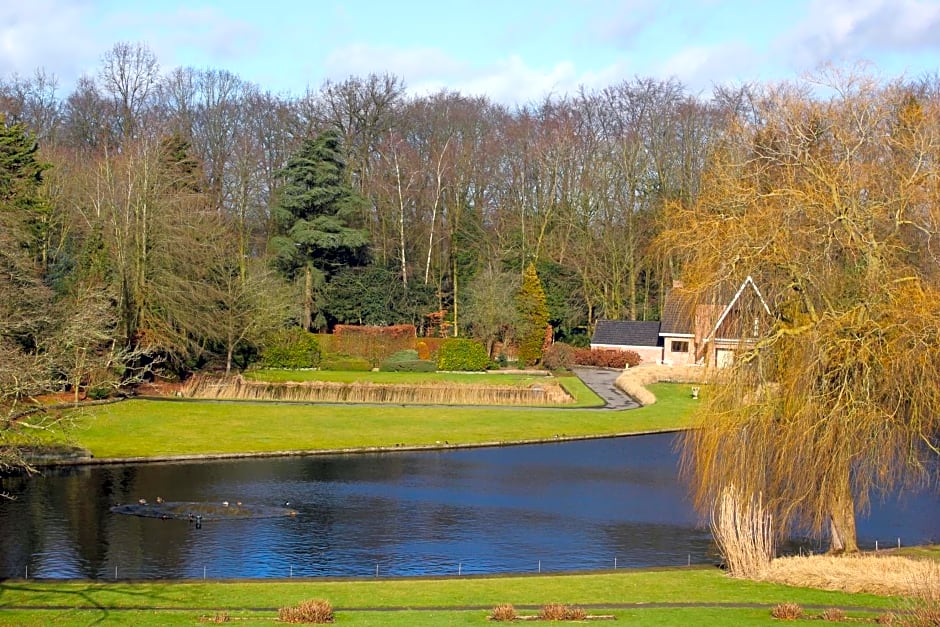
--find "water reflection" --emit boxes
[0,433,936,580]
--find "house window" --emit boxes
[671,341,689,353]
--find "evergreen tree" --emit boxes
[0,117,51,270]
[516,262,549,366]
[270,129,369,330]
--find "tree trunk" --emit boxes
[303,264,313,332]
[827,482,859,554]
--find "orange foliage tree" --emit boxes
[661,68,940,554]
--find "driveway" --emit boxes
[571,367,640,410]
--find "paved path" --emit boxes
[571,367,640,410]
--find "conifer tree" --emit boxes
[271,129,369,330]
[516,262,549,366]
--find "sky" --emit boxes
[2,0,940,104]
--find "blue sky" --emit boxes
[3,0,940,104]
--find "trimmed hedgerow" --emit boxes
[319,354,372,372]
[380,350,437,372]
[573,347,641,369]
[437,338,490,371]
[259,327,321,369]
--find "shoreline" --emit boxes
[32,427,684,468]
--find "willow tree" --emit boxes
[662,69,940,554]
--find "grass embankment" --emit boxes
[62,378,695,460]
[0,568,900,626]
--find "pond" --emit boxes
[0,433,937,580]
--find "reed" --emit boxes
[181,375,574,406]
[759,554,940,597]
[710,484,775,578]
[277,598,334,623]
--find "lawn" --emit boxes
[60,381,696,460]
[0,568,900,626]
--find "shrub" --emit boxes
[380,358,437,372]
[821,608,846,622]
[259,327,321,369]
[437,338,490,371]
[379,350,436,372]
[489,604,517,621]
[319,354,372,371]
[542,342,575,371]
[538,603,585,621]
[278,598,334,623]
[86,387,111,400]
[332,324,416,367]
[771,602,804,620]
[415,340,430,360]
[573,347,641,368]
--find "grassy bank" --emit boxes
[0,568,899,626]
[59,382,695,460]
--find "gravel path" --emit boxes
[570,367,640,410]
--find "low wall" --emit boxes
[615,364,711,406]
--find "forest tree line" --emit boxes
[1,42,938,402]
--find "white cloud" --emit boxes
[325,44,602,105]
[655,42,760,93]
[778,0,940,71]
[0,0,98,84]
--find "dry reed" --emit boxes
[770,602,804,620]
[489,603,518,621]
[538,603,586,621]
[615,364,710,406]
[710,484,774,578]
[181,375,573,406]
[277,598,334,623]
[759,554,940,597]
[820,607,846,622]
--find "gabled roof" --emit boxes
[705,275,772,341]
[591,320,663,348]
[659,289,696,336]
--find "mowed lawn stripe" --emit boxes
[65,383,695,459]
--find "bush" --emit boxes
[415,341,430,360]
[573,347,641,368]
[437,338,490,371]
[489,604,517,621]
[319,354,372,371]
[821,608,846,622]
[278,598,334,623]
[771,602,804,620]
[539,603,586,621]
[86,387,111,400]
[332,324,416,367]
[259,327,321,369]
[542,342,575,371]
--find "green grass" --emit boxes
[0,569,898,626]
[60,382,691,460]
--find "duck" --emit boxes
[138,498,147,505]
[222,500,229,507]
[155,496,164,504]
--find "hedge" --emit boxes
[437,338,490,371]
[259,327,321,369]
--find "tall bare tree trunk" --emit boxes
[827,478,858,554]
[303,264,313,331]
